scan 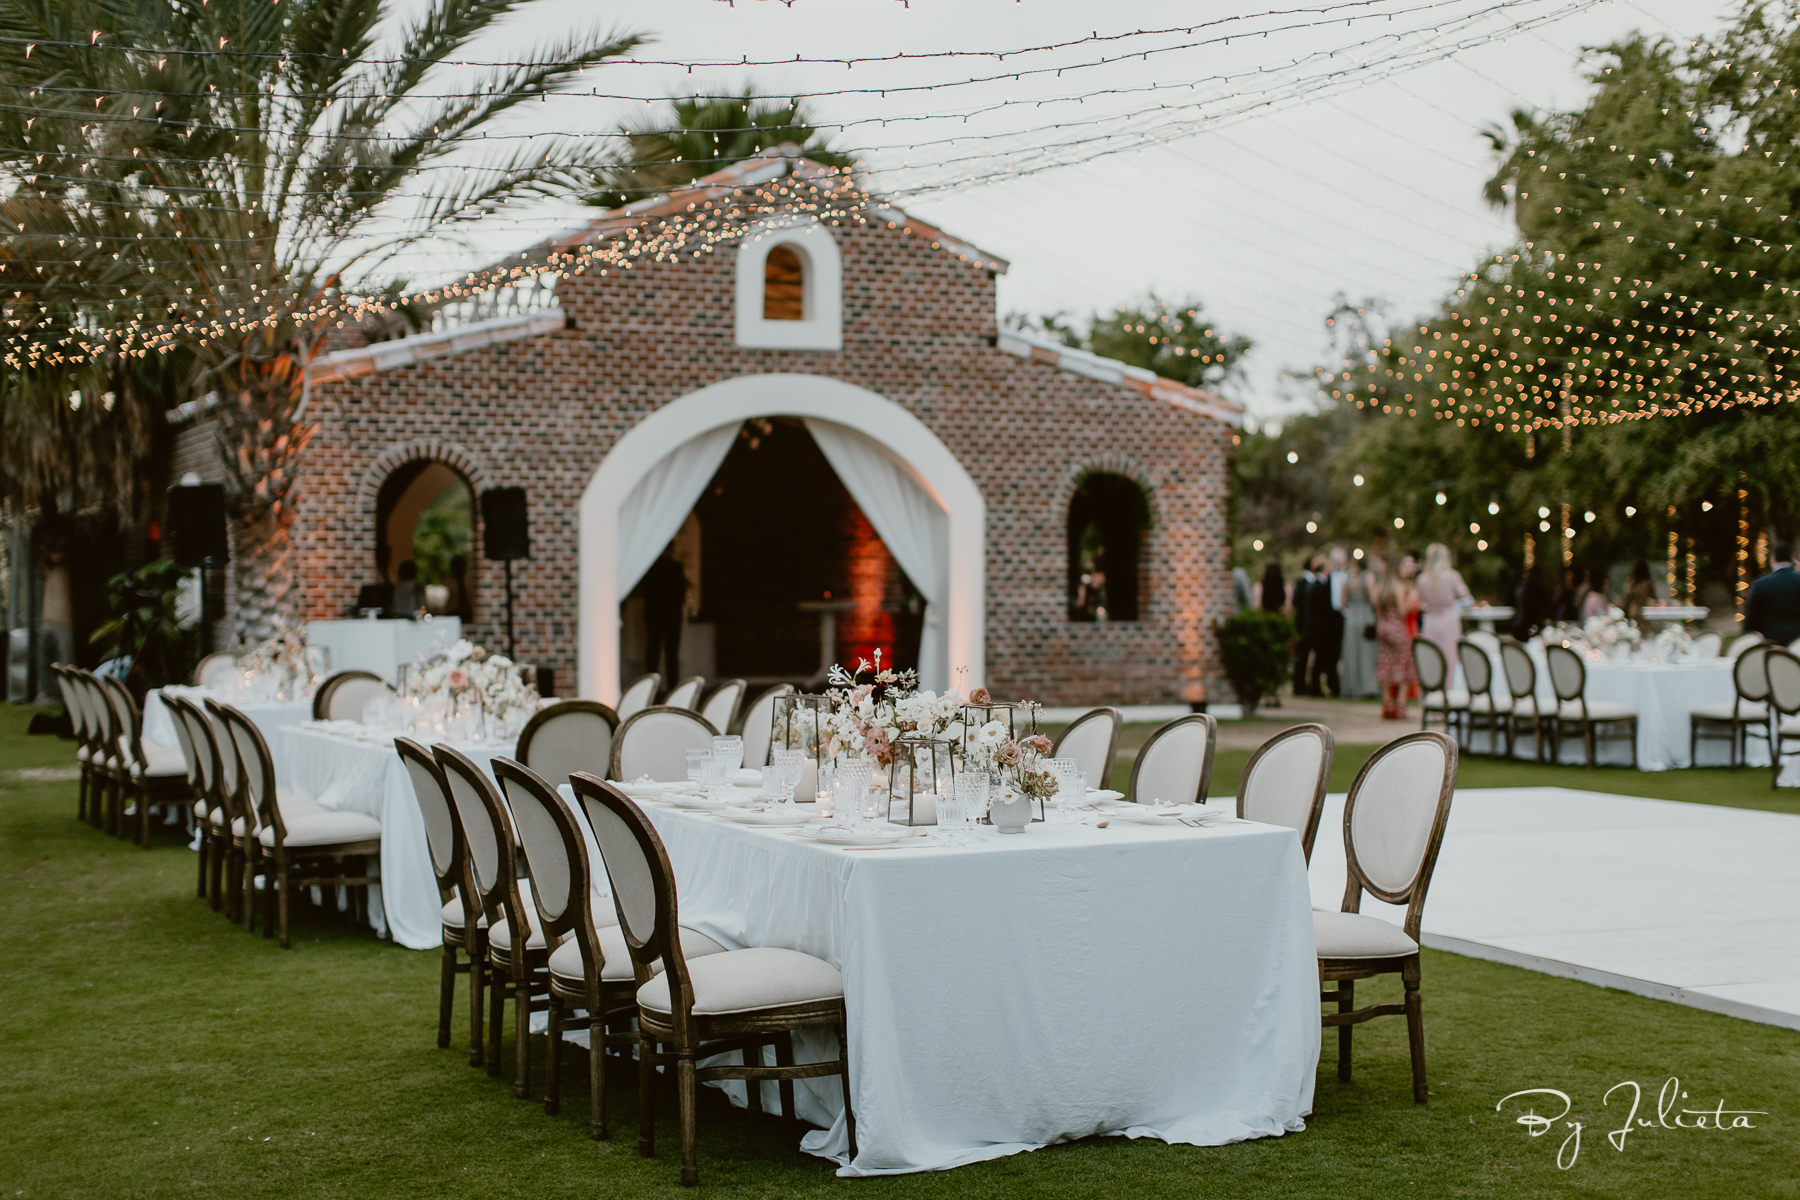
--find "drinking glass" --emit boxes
[1066,771,1088,824]
[835,758,874,824]
[712,736,745,773]
[861,773,887,823]
[772,748,806,805]
[816,764,837,817]
[954,773,990,841]
[685,748,710,784]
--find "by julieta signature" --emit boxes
[1495,1077,1766,1169]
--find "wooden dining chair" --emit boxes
[1127,713,1217,805]
[396,738,481,1061]
[700,679,747,737]
[1496,638,1547,761]
[498,760,728,1138]
[617,673,662,722]
[224,706,380,947]
[737,683,793,767]
[1726,632,1765,659]
[572,773,854,1186]
[158,694,211,892]
[1455,640,1511,757]
[73,671,118,830]
[312,669,391,722]
[1236,723,1334,864]
[517,700,620,790]
[1690,641,1771,769]
[610,707,720,782]
[193,651,239,689]
[167,695,225,904]
[1317,730,1457,1104]
[1051,706,1122,791]
[49,667,93,823]
[1411,639,1467,743]
[201,698,258,922]
[435,744,545,1096]
[1544,644,1638,769]
[102,674,192,847]
[1763,647,1800,789]
[1687,632,1723,661]
[663,676,706,712]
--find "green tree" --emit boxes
[0,0,643,637]
[588,90,856,209]
[1084,295,1252,392]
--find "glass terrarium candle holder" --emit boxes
[770,692,828,767]
[888,733,956,826]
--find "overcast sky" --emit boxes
[387,0,1737,420]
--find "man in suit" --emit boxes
[1747,544,1800,646]
[1291,559,1317,694]
[1307,547,1348,697]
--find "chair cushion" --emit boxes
[489,912,550,953]
[441,895,488,932]
[1422,690,1469,711]
[1468,694,1513,714]
[1314,910,1419,959]
[260,808,382,848]
[1780,716,1800,736]
[550,923,726,983]
[637,946,844,1016]
[1691,701,1769,722]
[77,746,92,763]
[129,739,188,779]
[193,799,209,820]
[1555,699,1636,721]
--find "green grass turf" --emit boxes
[3,704,1798,1198]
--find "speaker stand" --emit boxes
[503,558,517,660]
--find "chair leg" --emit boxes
[469,950,486,1069]
[243,846,259,933]
[514,968,532,1100]
[197,829,210,898]
[138,785,151,848]
[1337,980,1354,1083]
[1584,723,1596,770]
[544,992,563,1114]
[272,863,288,946]
[775,1032,796,1121]
[639,1032,658,1158]
[1403,958,1428,1104]
[677,1051,699,1188]
[745,1044,763,1117]
[487,962,505,1078]
[589,1008,608,1140]
[438,944,457,1050]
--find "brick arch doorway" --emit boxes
[578,374,986,703]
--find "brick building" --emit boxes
[269,152,1241,706]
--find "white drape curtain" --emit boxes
[616,423,739,594]
[804,419,950,693]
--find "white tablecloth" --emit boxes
[143,686,313,754]
[273,723,508,949]
[632,804,1319,1176]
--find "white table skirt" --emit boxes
[144,686,313,754]
[273,724,507,949]
[633,805,1320,1176]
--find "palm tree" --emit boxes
[589,90,856,209]
[0,0,643,638]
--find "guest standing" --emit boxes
[1746,544,1800,645]
[1291,559,1319,694]
[638,552,690,683]
[1305,548,1348,697]
[1581,569,1613,619]
[1551,568,1580,623]
[1259,560,1286,614]
[1416,543,1471,675]
[1622,561,1655,627]
[1374,559,1421,720]
[1340,557,1379,698]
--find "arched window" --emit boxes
[763,245,806,320]
[1067,472,1151,622]
[374,460,475,619]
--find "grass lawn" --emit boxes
[3,704,1797,1198]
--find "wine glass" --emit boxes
[953,772,990,843]
[772,747,806,807]
[712,735,744,774]
[834,758,873,825]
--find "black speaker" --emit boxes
[168,483,229,566]
[481,487,530,561]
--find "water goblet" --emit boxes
[816,764,837,817]
[712,735,745,773]
[772,747,806,806]
[834,758,873,824]
[685,748,710,784]
[954,773,990,843]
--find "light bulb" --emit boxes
[1625,506,1637,517]
[1470,523,1481,534]
[1540,520,1551,533]
[1353,474,1365,487]
[1583,511,1597,523]
[1394,518,1405,529]
[1252,539,1264,551]
[1435,492,1447,505]
[1353,548,1364,560]
[1488,502,1500,515]
[1286,451,1299,464]
[1701,501,1713,512]
[1477,540,1488,551]
[1538,506,1551,518]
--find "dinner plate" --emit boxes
[1087,788,1125,803]
[663,793,728,811]
[1100,804,1202,824]
[722,806,813,827]
[609,780,674,801]
[807,824,922,847]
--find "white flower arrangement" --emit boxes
[409,639,538,730]
[821,651,963,767]
[237,627,314,696]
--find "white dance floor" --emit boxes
[1296,787,1800,1032]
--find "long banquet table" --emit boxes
[143,685,313,754]
[632,802,1320,1176]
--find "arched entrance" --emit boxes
[374,460,475,618]
[579,375,985,702]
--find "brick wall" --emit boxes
[295,220,1234,704]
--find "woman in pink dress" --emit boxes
[1416,542,1471,677]
[1375,560,1421,720]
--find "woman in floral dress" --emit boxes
[1374,559,1421,720]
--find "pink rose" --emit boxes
[447,668,469,689]
[864,726,892,760]
[994,741,1023,768]
[1022,734,1053,757]
[968,687,992,705]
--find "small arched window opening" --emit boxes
[1067,472,1151,622]
[374,460,475,619]
[763,244,806,321]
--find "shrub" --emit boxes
[1214,610,1298,715]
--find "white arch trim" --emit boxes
[579,374,985,702]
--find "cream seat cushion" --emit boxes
[213,790,324,836]
[1691,701,1769,721]
[259,808,382,848]
[1780,716,1800,736]
[441,896,488,931]
[1468,694,1512,714]
[1314,910,1419,959]
[1421,690,1469,711]
[128,739,188,778]
[550,924,726,984]
[193,799,209,820]
[489,913,550,953]
[1555,699,1636,721]
[637,946,844,1016]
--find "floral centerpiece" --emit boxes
[961,689,1059,803]
[410,639,539,735]
[1549,609,1641,660]
[236,627,315,698]
[822,651,963,767]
